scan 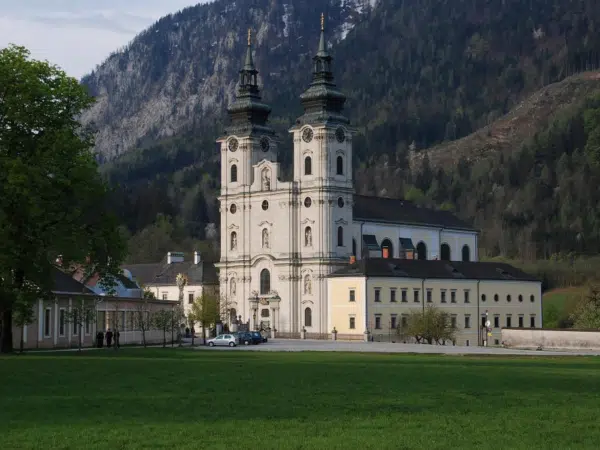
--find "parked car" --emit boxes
[252,331,268,343]
[207,334,238,347]
[235,332,255,346]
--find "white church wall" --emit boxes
[439,229,478,262]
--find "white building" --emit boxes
[124,251,219,321]
[215,23,478,336]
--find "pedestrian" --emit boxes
[106,329,113,347]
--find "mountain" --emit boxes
[81,0,600,263]
[409,71,600,170]
[81,0,377,160]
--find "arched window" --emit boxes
[230,164,238,182]
[337,226,344,247]
[381,238,393,258]
[336,155,344,175]
[230,231,237,250]
[304,307,312,327]
[462,245,471,262]
[229,308,237,324]
[260,269,270,295]
[416,242,427,260]
[304,156,312,175]
[440,243,451,261]
[352,238,357,256]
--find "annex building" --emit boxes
[214,18,541,338]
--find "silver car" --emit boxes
[207,334,238,347]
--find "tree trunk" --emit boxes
[1,308,14,353]
[142,328,146,348]
[162,329,166,348]
[78,323,82,352]
[20,325,24,353]
[202,324,206,345]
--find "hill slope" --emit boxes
[410,71,600,170]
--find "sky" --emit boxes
[0,0,205,79]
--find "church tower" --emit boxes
[216,30,279,326]
[290,15,355,333]
[218,29,277,194]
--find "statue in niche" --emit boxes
[262,228,270,249]
[262,168,271,191]
[304,275,312,295]
[231,232,237,250]
[305,227,312,247]
[230,279,236,296]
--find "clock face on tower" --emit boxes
[260,137,270,152]
[228,138,238,152]
[302,127,314,143]
[335,127,346,143]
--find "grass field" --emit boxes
[1,349,600,449]
[543,287,585,326]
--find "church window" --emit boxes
[230,164,238,183]
[262,200,269,211]
[260,269,270,295]
[304,308,312,327]
[304,156,312,175]
[440,243,451,261]
[381,239,393,258]
[337,226,344,247]
[304,197,312,208]
[336,155,344,175]
[230,204,237,214]
[462,245,471,262]
[261,309,270,318]
[352,238,357,256]
[337,197,344,208]
[304,227,313,247]
[416,242,427,260]
[230,232,237,250]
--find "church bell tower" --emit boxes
[290,14,355,260]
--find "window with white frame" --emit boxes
[349,316,356,329]
[349,289,356,302]
[59,308,66,336]
[374,315,382,329]
[44,308,51,337]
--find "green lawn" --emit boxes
[543,287,585,326]
[1,349,600,449]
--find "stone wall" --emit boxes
[502,328,600,351]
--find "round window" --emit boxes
[494,294,499,302]
[507,295,512,302]
[230,204,237,214]
[262,200,269,211]
[518,295,523,302]
[481,294,486,302]
[338,197,344,208]
[304,197,312,208]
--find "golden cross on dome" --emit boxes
[247,28,252,46]
[321,13,325,31]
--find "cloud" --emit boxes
[0,0,202,79]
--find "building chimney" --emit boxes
[167,252,184,264]
[194,251,202,265]
[349,255,356,264]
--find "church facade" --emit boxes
[215,22,478,335]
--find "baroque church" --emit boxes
[215,18,478,335]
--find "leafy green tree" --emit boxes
[398,306,457,345]
[569,285,600,329]
[153,309,175,348]
[0,45,126,353]
[133,301,154,348]
[190,294,220,345]
[64,298,99,352]
[12,295,37,353]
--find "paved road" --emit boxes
[196,338,600,357]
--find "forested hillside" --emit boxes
[89,0,600,263]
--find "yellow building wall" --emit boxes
[328,276,542,346]
[328,276,366,336]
